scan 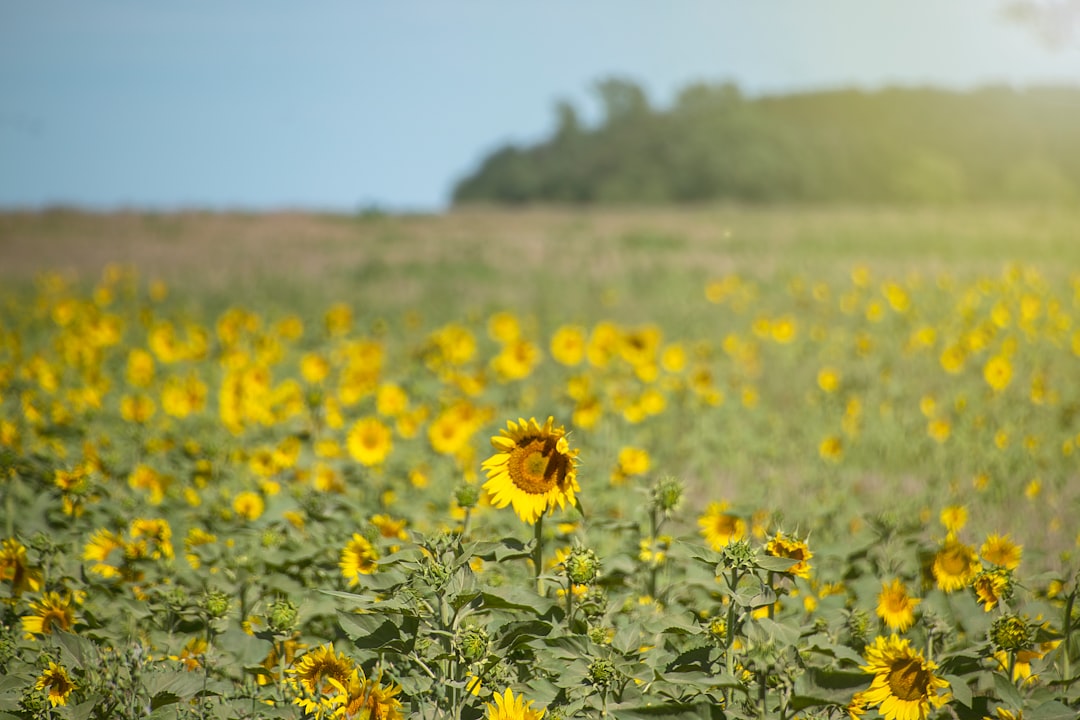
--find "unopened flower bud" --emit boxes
[564,547,601,586]
[267,598,299,634]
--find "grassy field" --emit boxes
[1,204,1078,719]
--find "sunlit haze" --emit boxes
[2,0,1078,211]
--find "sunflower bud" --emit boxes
[456,625,489,663]
[721,539,757,572]
[454,482,480,510]
[990,614,1033,653]
[200,589,230,619]
[845,608,871,650]
[587,658,619,691]
[588,625,612,645]
[267,598,299,634]
[564,547,601,586]
[652,476,684,513]
[707,616,727,643]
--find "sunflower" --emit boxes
[22,591,76,638]
[0,537,43,596]
[939,505,967,534]
[983,353,1013,392]
[932,536,980,593]
[340,534,379,585]
[980,534,1022,570]
[861,635,950,720]
[347,417,394,467]
[232,491,265,522]
[288,643,355,718]
[876,579,920,632]
[973,568,1013,612]
[336,669,405,720]
[83,528,126,578]
[765,532,813,579]
[129,518,174,559]
[35,661,76,707]
[481,417,580,525]
[486,687,545,720]
[698,502,746,549]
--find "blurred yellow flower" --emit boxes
[983,355,1013,392]
[340,534,379,585]
[932,536,979,593]
[232,491,265,522]
[981,534,1021,570]
[698,502,746,550]
[347,417,393,467]
[876,579,919,632]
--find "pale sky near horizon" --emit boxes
[2,1,1079,212]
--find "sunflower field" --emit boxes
[1,208,1079,720]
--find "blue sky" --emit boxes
[2,1,1078,212]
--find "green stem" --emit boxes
[1007,650,1017,686]
[533,513,545,597]
[725,569,740,706]
[1062,588,1074,700]
[566,577,574,627]
[461,508,472,541]
[767,571,775,620]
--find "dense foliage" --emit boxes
[452,81,1080,205]
[2,254,1079,718]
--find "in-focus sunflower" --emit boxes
[876,579,920,632]
[861,634,950,720]
[698,502,746,549]
[481,417,580,525]
[22,591,76,638]
[486,687,545,720]
[337,669,404,720]
[765,532,813,579]
[340,534,379,585]
[288,643,354,718]
[35,661,76,707]
[932,536,980,593]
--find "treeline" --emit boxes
[451,80,1080,205]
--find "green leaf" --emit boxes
[607,701,713,719]
[53,631,86,670]
[944,674,972,708]
[57,695,102,720]
[754,555,799,573]
[216,627,270,666]
[476,587,555,615]
[337,610,418,652]
[473,537,532,562]
[993,672,1025,709]
[808,667,869,690]
[788,695,836,711]
[493,619,553,650]
[144,671,204,701]
[1027,700,1078,720]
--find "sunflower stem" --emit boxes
[533,513,545,596]
[565,577,575,627]
[1007,650,1017,687]
[1062,585,1074,700]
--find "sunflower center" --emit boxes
[508,437,567,495]
[941,549,968,575]
[887,658,929,702]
